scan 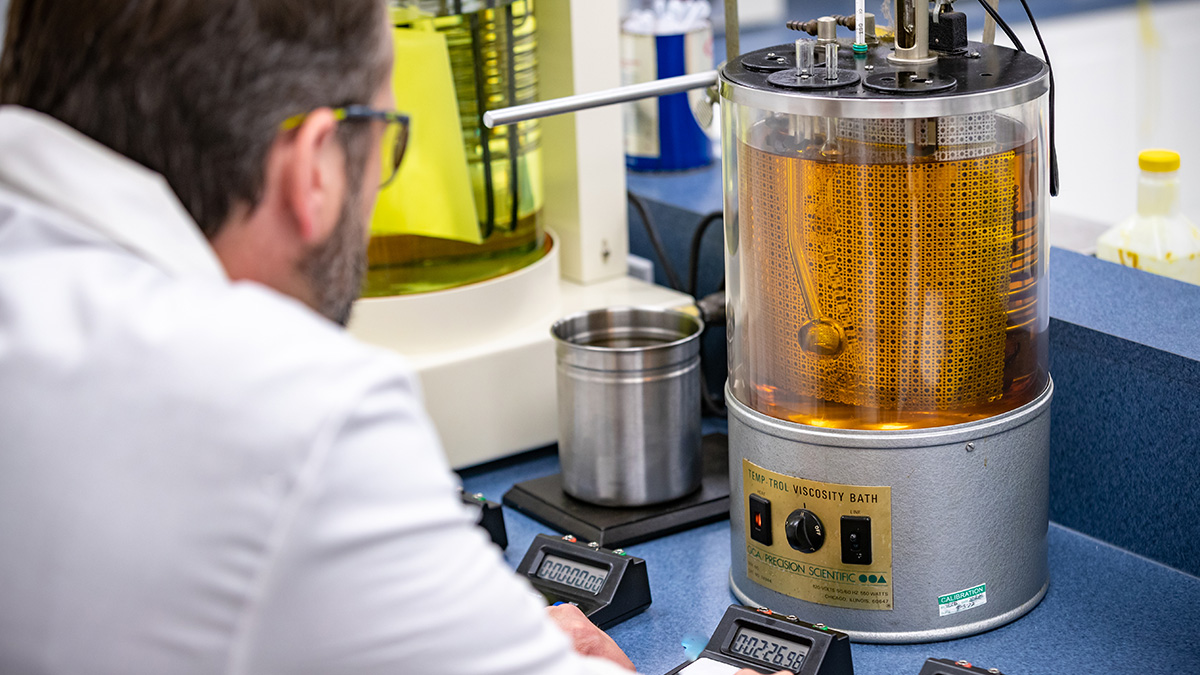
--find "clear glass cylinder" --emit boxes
[367,0,546,297]
[723,94,1050,430]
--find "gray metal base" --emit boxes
[728,380,1053,643]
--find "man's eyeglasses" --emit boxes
[281,105,410,189]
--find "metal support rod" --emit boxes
[469,11,496,237]
[724,0,740,65]
[983,0,1000,44]
[504,2,520,232]
[483,70,719,128]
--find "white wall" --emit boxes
[620,0,788,29]
[984,2,1200,228]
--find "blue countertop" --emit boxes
[460,444,1200,675]
[1050,249,1200,362]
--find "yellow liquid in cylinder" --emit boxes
[735,134,1045,430]
[366,0,545,296]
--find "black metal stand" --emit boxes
[502,434,731,548]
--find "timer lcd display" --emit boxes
[535,555,609,594]
[727,625,810,671]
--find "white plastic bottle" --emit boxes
[1097,149,1200,284]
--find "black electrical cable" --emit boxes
[700,371,727,418]
[976,0,1025,52]
[696,290,728,419]
[1015,0,1060,196]
[687,211,724,298]
[627,199,726,415]
[684,211,729,418]
[687,211,728,417]
[627,191,685,292]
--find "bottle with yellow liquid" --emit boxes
[1097,150,1200,285]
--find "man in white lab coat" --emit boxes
[0,2,770,674]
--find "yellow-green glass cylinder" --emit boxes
[365,0,547,297]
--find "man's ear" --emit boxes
[280,108,346,246]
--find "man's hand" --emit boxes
[546,604,636,671]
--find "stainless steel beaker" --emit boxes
[551,307,703,507]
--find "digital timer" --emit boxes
[728,626,811,670]
[516,534,652,629]
[536,555,609,594]
[665,605,854,675]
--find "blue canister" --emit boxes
[621,3,714,172]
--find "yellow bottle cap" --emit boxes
[1139,149,1181,173]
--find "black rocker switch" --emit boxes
[749,495,773,546]
[841,516,872,565]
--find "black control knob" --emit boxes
[785,509,826,553]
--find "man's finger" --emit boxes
[546,604,636,671]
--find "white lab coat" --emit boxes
[0,106,633,675]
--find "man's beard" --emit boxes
[300,184,369,327]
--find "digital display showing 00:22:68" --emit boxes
[727,625,810,672]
